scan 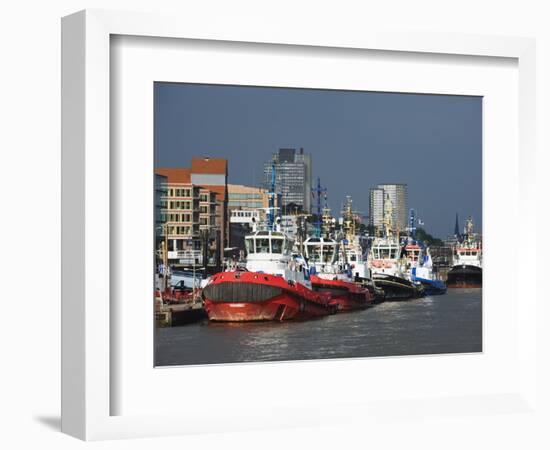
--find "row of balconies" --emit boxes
[163,222,220,236]
[162,195,200,202]
[167,249,203,265]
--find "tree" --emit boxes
[415,227,443,246]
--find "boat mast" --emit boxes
[267,161,277,231]
[311,177,327,238]
[408,208,417,239]
[342,196,355,242]
[383,193,394,238]
[321,189,334,239]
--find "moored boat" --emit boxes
[411,265,447,295]
[203,261,336,321]
[446,265,482,288]
[447,217,482,289]
[369,273,423,300]
[309,273,373,311]
[303,195,373,311]
[402,236,447,296]
[368,195,424,300]
[203,165,337,322]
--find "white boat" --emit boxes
[402,240,447,295]
[338,196,372,280]
[447,217,482,288]
[302,200,373,311]
[368,194,423,299]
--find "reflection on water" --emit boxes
[155,289,482,366]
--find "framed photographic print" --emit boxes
[62,9,538,441]
[152,83,483,367]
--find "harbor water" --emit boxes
[155,289,482,367]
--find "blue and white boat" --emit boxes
[401,210,446,296]
[408,250,447,296]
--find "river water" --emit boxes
[155,288,482,366]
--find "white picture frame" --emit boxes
[61,9,538,441]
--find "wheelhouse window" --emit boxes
[307,246,321,262]
[271,238,283,254]
[256,238,270,253]
[323,245,335,263]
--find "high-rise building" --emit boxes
[369,184,408,233]
[376,184,408,231]
[263,147,312,213]
[368,188,385,230]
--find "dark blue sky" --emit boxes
[154,83,482,238]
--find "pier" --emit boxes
[156,300,206,327]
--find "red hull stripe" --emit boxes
[204,295,331,321]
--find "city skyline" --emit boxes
[155,82,482,238]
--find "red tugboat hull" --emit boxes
[203,271,336,322]
[310,275,373,311]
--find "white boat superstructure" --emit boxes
[453,245,482,268]
[368,193,405,278]
[337,196,371,279]
[453,218,482,268]
[401,239,426,280]
[406,245,440,281]
[303,236,353,282]
[368,236,404,277]
[341,239,370,279]
[244,227,312,288]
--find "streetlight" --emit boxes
[156,224,169,291]
[187,236,196,298]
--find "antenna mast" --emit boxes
[408,208,417,238]
[267,161,276,230]
[311,177,327,237]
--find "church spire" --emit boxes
[454,213,460,237]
